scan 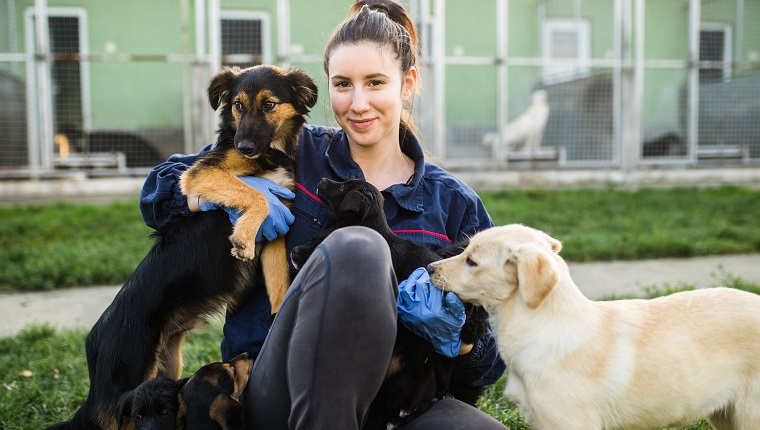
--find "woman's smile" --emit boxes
[349,118,376,129]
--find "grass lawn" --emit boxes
[1,186,759,292]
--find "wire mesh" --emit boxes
[0,0,758,176]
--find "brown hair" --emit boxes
[323,0,420,141]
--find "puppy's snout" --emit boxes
[236,140,256,155]
[426,263,436,276]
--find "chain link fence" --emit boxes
[0,0,758,177]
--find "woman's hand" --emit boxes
[397,267,466,358]
[195,176,295,242]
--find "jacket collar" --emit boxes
[325,129,425,213]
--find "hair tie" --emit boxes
[367,3,390,16]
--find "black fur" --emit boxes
[46,65,317,430]
[116,377,187,430]
[291,178,490,429]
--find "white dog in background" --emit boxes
[483,90,550,151]
[428,224,760,430]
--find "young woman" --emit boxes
[140,1,506,428]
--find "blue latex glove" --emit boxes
[397,267,466,358]
[199,176,295,242]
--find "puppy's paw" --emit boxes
[229,234,256,261]
[229,217,262,260]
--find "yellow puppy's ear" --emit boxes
[543,231,562,254]
[515,243,558,309]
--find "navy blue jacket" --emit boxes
[140,124,506,388]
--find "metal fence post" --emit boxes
[495,0,508,165]
[33,0,54,173]
[687,0,700,165]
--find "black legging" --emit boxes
[242,226,507,430]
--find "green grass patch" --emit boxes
[480,186,760,261]
[0,202,153,292]
[1,186,759,292]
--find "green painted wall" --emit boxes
[5,0,758,136]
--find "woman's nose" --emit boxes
[351,88,370,113]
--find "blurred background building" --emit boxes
[0,0,758,178]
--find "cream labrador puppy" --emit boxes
[427,224,760,430]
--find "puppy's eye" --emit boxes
[233,101,243,112]
[134,414,143,421]
[465,257,478,267]
[161,409,169,416]
[262,101,277,111]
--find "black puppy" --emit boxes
[177,352,253,430]
[116,377,187,430]
[291,178,490,429]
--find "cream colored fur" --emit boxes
[483,90,550,151]
[428,224,760,430]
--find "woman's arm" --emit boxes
[139,144,213,230]
[452,191,505,384]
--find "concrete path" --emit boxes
[1,253,758,338]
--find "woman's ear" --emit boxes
[402,66,418,101]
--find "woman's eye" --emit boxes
[233,101,243,112]
[263,101,276,111]
[368,80,383,87]
[465,257,477,267]
[334,81,349,88]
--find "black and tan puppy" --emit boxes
[46,65,318,430]
[177,353,253,430]
[291,178,490,430]
[116,377,187,430]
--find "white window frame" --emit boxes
[700,22,732,82]
[541,18,590,84]
[218,10,271,66]
[24,6,91,170]
[24,7,91,130]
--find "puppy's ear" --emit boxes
[286,67,319,113]
[175,376,190,390]
[543,231,562,254]
[208,66,241,110]
[209,397,243,430]
[338,190,366,219]
[116,389,135,430]
[515,243,558,310]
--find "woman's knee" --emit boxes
[321,226,392,277]
[315,226,396,309]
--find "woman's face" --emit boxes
[327,41,416,150]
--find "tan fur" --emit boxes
[429,224,760,430]
[208,396,241,430]
[269,103,299,154]
[178,115,296,315]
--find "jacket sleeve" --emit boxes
[451,193,506,388]
[139,144,213,230]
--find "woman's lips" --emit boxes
[350,118,375,129]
